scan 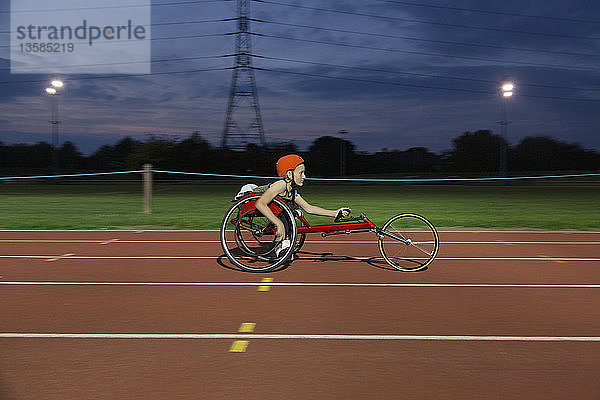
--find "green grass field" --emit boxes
[0,183,598,230]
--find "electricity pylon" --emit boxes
[221,0,266,149]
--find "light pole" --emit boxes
[498,78,514,177]
[45,79,63,174]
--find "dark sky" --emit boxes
[1,0,599,155]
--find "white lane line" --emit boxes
[0,255,598,261]
[0,229,222,232]
[439,257,600,261]
[1,240,599,245]
[305,241,600,245]
[0,240,97,243]
[0,256,218,259]
[0,333,599,341]
[0,240,221,243]
[1,282,600,288]
[99,239,119,245]
[44,253,75,262]
[0,229,597,233]
[441,241,600,245]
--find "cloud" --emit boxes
[0,0,598,156]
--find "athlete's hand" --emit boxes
[275,220,286,241]
[337,207,351,217]
[334,207,351,222]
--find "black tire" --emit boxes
[286,202,306,253]
[281,209,306,253]
[294,232,307,253]
[220,194,298,272]
[377,213,439,271]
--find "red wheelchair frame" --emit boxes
[235,193,376,237]
[297,211,377,236]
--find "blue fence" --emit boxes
[1,169,599,182]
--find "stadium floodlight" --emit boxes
[498,77,515,177]
[501,81,514,97]
[45,79,64,174]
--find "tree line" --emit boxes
[1,130,599,177]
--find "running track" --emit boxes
[1,230,599,399]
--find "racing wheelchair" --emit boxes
[220,193,439,273]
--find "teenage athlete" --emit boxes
[253,154,351,252]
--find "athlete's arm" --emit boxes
[255,180,287,241]
[294,194,350,218]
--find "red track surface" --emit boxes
[1,230,599,399]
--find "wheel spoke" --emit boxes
[408,240,434,257]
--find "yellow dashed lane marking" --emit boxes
[239,322,256,333]
[229,340,249,353]
[231,277,270,352]
[229,323,256,352]
[258,277,274,291]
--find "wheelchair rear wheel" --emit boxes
[220,194,298,272]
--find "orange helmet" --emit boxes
[276,154,304,178]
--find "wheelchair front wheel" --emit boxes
[377,213,439,271]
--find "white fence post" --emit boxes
[143,164,152,214]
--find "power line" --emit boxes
[0,0,232,14]
[256,55,600,92]
[1,63,596,102]
[255,19,600,59]
[0,32,229,49]
[256,33,600,73]
[0,18,228,35]
[4,51,597,93]
[255,0,596,41]
[5,16,596,60]
[1,62,597,103]
[257,66,600,102]
[259,66,493,94]
[380,0,600,25]
[0,55,230,73]
[0,66,229,85]
[152,18,229,28]
[3,24,597,92]
[6,29,594,73]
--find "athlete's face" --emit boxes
[293,164,306,186]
